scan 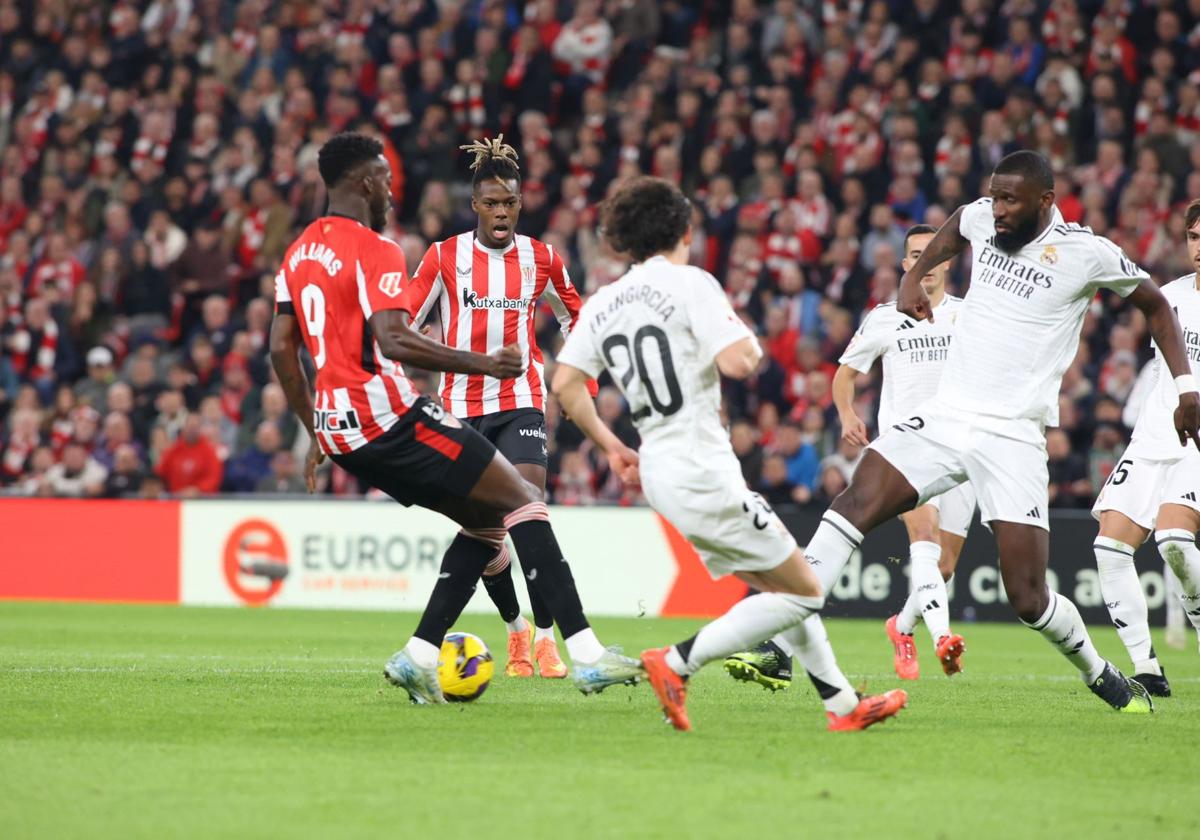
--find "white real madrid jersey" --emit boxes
[937,198,1147,434]
[840,294,963,430]
[557,256,754,454]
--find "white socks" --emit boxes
[779,614,859,716]
[895,541,951,642]
[535,626,556,643]
[895,583,922,635]
[404,637,441,669]
[1022,591,1106,683]
[666,592,824,676]
[1095,537,1156,673]
[1156,529,1200,643]
[565,627,606,663]
[505,616,529,635]
[804,511,864,593]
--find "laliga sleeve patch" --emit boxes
[379,272,404,297]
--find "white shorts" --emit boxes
[870,405,1049,531]
[1091,440,1200,531]
[640,451,797,579]
[925,482,978,538]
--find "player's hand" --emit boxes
[840,412,870,447]
[487,343,525,379]
[607,443,641,488]
[304,437,326,493]
[1174,391,1200,449]
[898,276,934,322]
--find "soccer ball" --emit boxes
[438,632,495,702]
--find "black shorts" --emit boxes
[330,397,496,507]
[464,408,548,469]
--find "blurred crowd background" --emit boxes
[0,0,1196,506]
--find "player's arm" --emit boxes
[366,241,523,378]
[542,248,599,396]
[551,362,640,486]
[832,364,870,446]
[834,307,884,445]
[898,206,968,322]
[544,247,580,336]
[404,244,445,329]
[1127,278,1200,447]
[270,268,334,494]
[370,310,524,378]
[268,277,316,442]
[688,271,760,379]
[714,335,762,379]
[269,309,326,493]
[269,312,316,437]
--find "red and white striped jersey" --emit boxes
[274,215,420,455]
[400,233,584,418]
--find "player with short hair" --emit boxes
[401,135,594,679]
[269,132,641,704]
[1090,198,1200,695]
[552,176,907,732]
[791,150,1200,714]
[725,224,973,688]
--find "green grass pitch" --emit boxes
[2,602,1198,839]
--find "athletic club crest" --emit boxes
[379,271,404,297]
[1039,245,1058,266]
[521,264,535,284]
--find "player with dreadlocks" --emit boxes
[399,135,597,679]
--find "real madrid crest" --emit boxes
[1040,245,1058,266]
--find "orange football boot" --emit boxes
[640,647,691,732]
[885,615,919,680]
[505,623,534,677]
[936,633,965,676]
[534,636,568,678]
[826,689,908,732]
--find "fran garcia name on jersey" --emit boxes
[288,242,344,277]
[589,283,676,329]
[974,244,1054,300]
[461,288,534,310]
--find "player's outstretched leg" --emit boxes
[1095,535,1168,696]
[995,522,1152,714]
[384,532,498,704]
[644,591,822,731]
[643,552,824,731]
[782,614,907,732]
[1157,526,1200,654]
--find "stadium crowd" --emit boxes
[0,0,1197,506]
